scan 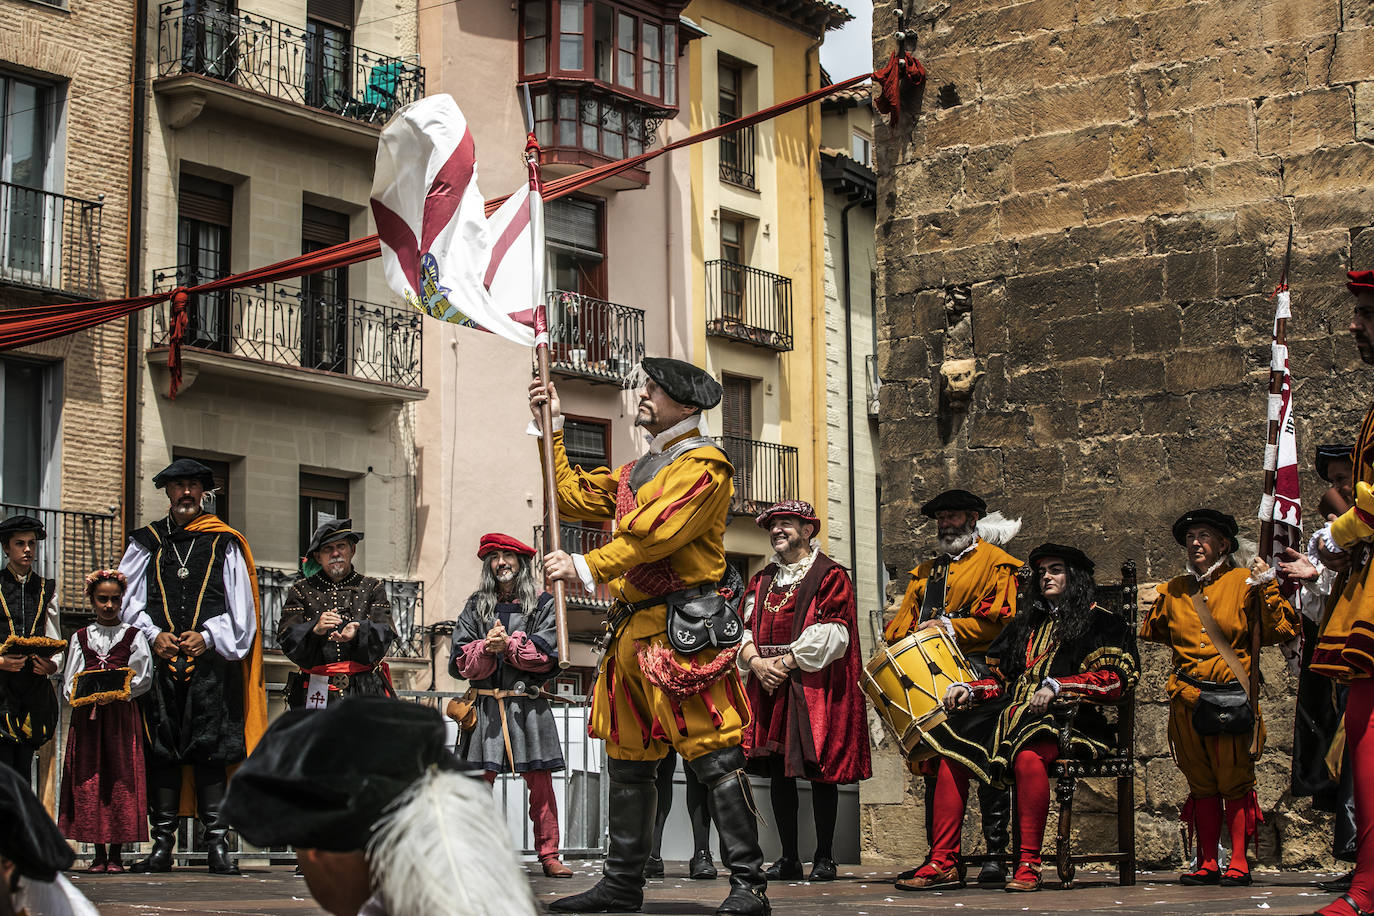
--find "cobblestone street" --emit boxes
[72,863,1345,915]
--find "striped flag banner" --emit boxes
[370,94,538,346]
[1261,287,1303,603]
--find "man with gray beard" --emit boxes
[884,489,1022,890]
[449,532,572,878]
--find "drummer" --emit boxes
[884,489,1021,889]
[926,544,1139,892]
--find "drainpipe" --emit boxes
[840,197,860,580]
[124,0,150,541]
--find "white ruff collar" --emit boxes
[771,549,819,586]
[1188,555,1231,586]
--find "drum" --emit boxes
[862,627,976,761]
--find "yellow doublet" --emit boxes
[883,540,1020,653]
[1314,404,1374,680]
[544,429,746,761]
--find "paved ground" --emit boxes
[72,862,1348,915]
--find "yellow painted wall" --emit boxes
[684,0,829,569]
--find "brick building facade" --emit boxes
[871,0,1374,870]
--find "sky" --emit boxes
[819,0,874,82]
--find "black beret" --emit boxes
[0,515,46,542]
[1316,443,1355,483]
[920,489,987,518]
[222,696,469,852]
[306,517,363,556]
[152,457,216,490]
[1027,542,1095,575]
[1172,509,1239,553]
[642,357,722,410]
[0,765,74,881]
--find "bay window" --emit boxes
[520,0,681,108]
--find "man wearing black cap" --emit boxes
[884,488,1021,889]
[223,696,534,916]
[118,457,266,875]
[529,357,769,916]
[0,515,64,786]
[278,518,397,709]
[1140,509,1298,887]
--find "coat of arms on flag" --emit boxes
[370,94,541,347]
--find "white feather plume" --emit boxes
[366,768,538,916]
[975,511,1022,547]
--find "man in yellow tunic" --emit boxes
[1140,509,1297,888]
[531,357,767,916]
[885,489,1021,888]
[1310,270,1374,916]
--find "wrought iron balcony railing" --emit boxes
[718,113,756,189]
[0,182,104,298]
[546,290,644,387]
[256,565,424,658]
[704,260,793,352]
[156,2,424,125]
[714,436,798,517]
[533,523,613,609]
[0,503,120,615]
[865,353,880,418]
[151,267,423,388]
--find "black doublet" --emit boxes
[276,569,397,707]
[0,568,59,748]
[130,518,245,766]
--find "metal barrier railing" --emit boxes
[0,503,121,615]
[718,112,756,188]
[0,181,104,298]
[704,260,794,351]
[714,436,799,517]
[545,290,644,388]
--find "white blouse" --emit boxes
[61,622,153,701]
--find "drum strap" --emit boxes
[918,557,951,624]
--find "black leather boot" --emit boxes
[132,769,179,873]
[689,747,769,916]
[977,783,1010,887]
[197,772,241,875]
[551,758,658,913]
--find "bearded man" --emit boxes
[449,532,571,879]
[118,457,266,875]
[736,500,869,882]
[885,489,1021,889]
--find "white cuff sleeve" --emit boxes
[525,415,566,437]
[789,622,849,672]
[1320,524,1345,556]
[571,553,596,594]
[1040,677,1062,696]
[736,629,755,675]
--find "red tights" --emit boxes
[1321,680,1374,916]
[482,768,561,862]
[925,741,1059,875]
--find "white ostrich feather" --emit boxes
[975,511,1022,547]
[366,769,537,916]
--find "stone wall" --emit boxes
[868,0,1374,870]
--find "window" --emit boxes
[300,472,349,559]
[640,22,661,99]
[563,417,610,470]
[177,174,233,351]
[306,0,354,112]
[522,0,548,75]
[0,359,59,508]
[852,130,872,167]
[558,0,585,72]
[179,0,237,81]
[547,197,604,298]
[721,374,752,440]
[615,12,635,89]
[302,204,349,374]
[662,22,676,107]
[718,59,754,187]
[1,74,57,288]
[175,454,231,522]
[720,217,745,320]
[593,5,613,82]
[519,0,677,106]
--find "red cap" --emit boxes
[477,533,536,559]
[1348,270,1374,294]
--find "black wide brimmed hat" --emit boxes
[222,696,469,852]
[0,514,46,542]
[641,357,722,410]
[1316,443,1355,483]
[306,517,363,556]
[152,457,216,490]
[1027,542,1095,575]
[1172,508,1239,553]
[0,765,74,881]
[920,489,987,518]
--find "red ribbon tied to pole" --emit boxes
[873,51,926,127]
[167,288,189,400]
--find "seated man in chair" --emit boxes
[909,543,1138,893]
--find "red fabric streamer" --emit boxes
[0,53,924,389]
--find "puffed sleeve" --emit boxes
[790,566,855,672]
[61,633,83,702]
[448,598,495,680]
[539,430,620,523]
[275,582,324,668]
[128,629,154,698]
[203,541,257,661]
[947,561,1018,653]
[350,579,397,665]
[883,569,924,643]
[505,593,558,673]
[117,539,162,645]
[1057,612,1138,703]
[1138,589,1170,644]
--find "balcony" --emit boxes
[718,113,755,189]
[546,290,644,387]
[0,503,120,615]
[714,436,798,517]
[865,353,880,418]
[528,82,668,190]
[0,182,104,299]
[155,2,424,148]
[704,260,793,352]
[149,268,424,401]
[532,523,614,610]
[255,565,424,658]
